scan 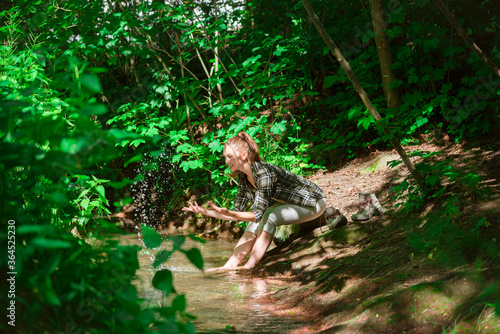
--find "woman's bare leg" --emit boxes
[243,230,273,269]
[222,231,257,268]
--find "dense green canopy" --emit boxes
[1,0,498,332]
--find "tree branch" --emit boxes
[301,0,425,189]
[431,0,500,78]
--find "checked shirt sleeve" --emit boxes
[233,175,249,212]
[250,168,276,222]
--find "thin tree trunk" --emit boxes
[191,34,214,107]
[300,0,425,189]
[213,0,223,102]
[176,32,195,145]
[150,51,213,129]
[431,0,500,78]
[187,6,247,96]
[369,0,401,110]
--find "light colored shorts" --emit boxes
[245,198,327,236]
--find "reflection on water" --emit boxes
[116,233,308,333]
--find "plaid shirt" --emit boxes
[233,162,326,222]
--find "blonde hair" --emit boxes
[224,132,262,163]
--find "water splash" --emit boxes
[129,141,181,226]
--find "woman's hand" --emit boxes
[182,201,209,215]
[182,201,254,222]
[208,201,229,215]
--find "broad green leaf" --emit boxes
[347,107,361,120]
[141,224,163,249]
[180,160,203,172]
[78,103,107,117]
[157,306,176,319]
[152,269,174,295]
[168,235,185,251]
[77,189,90,200]
[31,238,72,248]
[107,129,140,141]
[81,198,90,210]
[357,117,373,130]
[208,141,223,153]
[124,154,143,167]
[87,67,108,73]
[81,73,102,93]
[209,105,222,116]
[187,234,206,244]
[130,139,146,147]
[172,294,186,312]
[242,54,262,67]
[168,130,189,144]
[387,25,402,38]
[273,46,287,56]
[138,309,156,326]
[177,143,195,153]
[406,91,424,107]
[388,78,404,88]
[153,250,172,268]
[183,248,204,270]
[95,185,106,200]
[17,225,53,234]
[270,121,286,135]
[60,137,88,154]
[415,117,428,128]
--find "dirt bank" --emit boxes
[240,139,500,333]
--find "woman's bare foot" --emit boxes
[206,266,239,272]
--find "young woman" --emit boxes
[182,132,327,270]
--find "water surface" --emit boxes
[116,233,309,333]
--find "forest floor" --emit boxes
[235,136,500,333]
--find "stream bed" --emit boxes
[116,233,310,333]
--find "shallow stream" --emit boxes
[116,233,309,333]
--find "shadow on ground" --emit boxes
[251,139,500,333]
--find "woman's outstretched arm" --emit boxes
[182,201,256,222]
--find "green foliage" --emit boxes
[388,150,487,213]
[10,0,497,227]
[10,222,157,333]
[19,0,499,243]
[141,224,204,324]
[0,10,196,332]
[72,175,112,227]
[142,224,163,249]
[1,0,499,326]
[301,0,498,161]
[142,225,205,271]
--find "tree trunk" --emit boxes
[369,0,401,110]
[431,0,500,78]
[300,0,425,189]
[213,0,223,102]
[175,32,195,144]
